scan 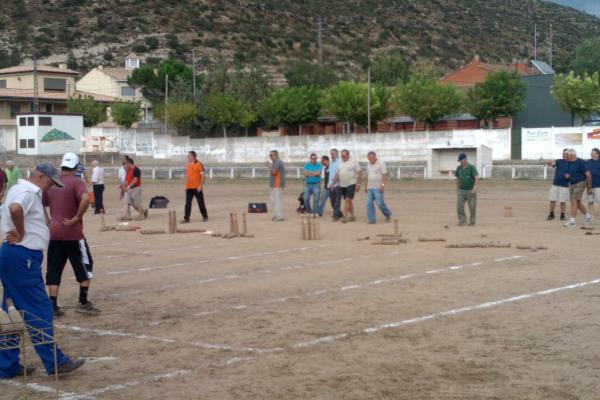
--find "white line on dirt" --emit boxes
[0,379,87,399]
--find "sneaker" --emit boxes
[560,214,566,221]
[202,217,209,222]
[53,307,65,317]
[458,222,466,226]
[76,302,102,316]
[55,358,85,375]
[564,220,577,228]
[347,216,356,222]
[385,216,391,222]
[180,219,190,224]
[143,209,149,219]
[585,214,594,225]
[546,213,555,221]
[1,366,36,379]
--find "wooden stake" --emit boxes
[242,213,248,235]
[446,242,511,249]
[394,219,399,239]
[418,237,446,242]
[233,213,239,237]
[100,214,106,231]
[141,229,167,235]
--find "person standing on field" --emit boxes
[4,160,22,192]
[44,153,101,317]
[91,160,105,215]
[328,149,343,221]
[0,162,85,378]
[563,149,592,228]
[122,158,147,221]
[303,153,321,215]
[545,149,569,221]
[182,151,208,223]
[317,155,330,216]
[333,149,362,223]
[267,150,285,221]
[455,153,479,226]
[118,157,131,219]
[586,148,600,217]
[364,151,392,224]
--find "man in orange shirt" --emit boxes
[182,151,208,223]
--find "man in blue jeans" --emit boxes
[365,151,392,224]
[0,163,85,379]
[303,153,322,215]
[317,155,330,216]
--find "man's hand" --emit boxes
[588,187,593,195]
[565,173,571,180]
[63,216,81,227]
[6,230,22,244]
[380,184,385,193]
[471,187,477,194]
[355,184,361,194]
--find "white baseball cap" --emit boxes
[61,153,80,169]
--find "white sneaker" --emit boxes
[564,220,577,228]
[585,214,594,225]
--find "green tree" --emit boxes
[551,71,600,126]
[67,96,107,127]
[285,61,338,88]
[258,87,322,132]
[467,71,527,128]
[156,102,199,134]
[202,93,247,137]
[111,102,140,129]
[393,70,463,130]
[128,59,195,104]
[370,53,410,86]
[229,67,271,113]
[67,52,78,70]
[573,37,600,76]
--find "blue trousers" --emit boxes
[366,189,392,223]
[304,183,321,214]
[0,243,69,377]
[318,187,330,216]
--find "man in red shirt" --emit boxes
[122,157,147,220]
[44,153,101,316]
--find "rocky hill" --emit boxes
[2,0,600,75]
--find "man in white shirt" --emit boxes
[118,156,131,219]
[334,149,362,223]
[91,160,105,214]
[0,163,85,378]
[365,151,392,224]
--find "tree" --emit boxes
[229,67,271,113]
[285,61,338,88]
[393,70,463,130]
[111,102,140,129]
[155,102,198,134]
[67,52,78,70]
[258,87,322,132]
[370,53,410,86]
[467,71,527,128]
[551,71,600,126]
[573,37,600,76]
[202,93,247,137]
[67,96,107,127]
[128,59,195,104]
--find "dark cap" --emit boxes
[458,153,467,161]
[35,162,64,188]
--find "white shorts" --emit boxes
[549,185,569,203]
[587,188,600,204]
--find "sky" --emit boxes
[548,0,600,17]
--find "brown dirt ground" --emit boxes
[2,179,600,400]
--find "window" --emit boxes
[39,116,52,126]
[27,117,34,126]
[44,78,66,92]
[121,86,136,97]
[19,117,27,126]
[19,139,27,149]
[10,104,21,118]
[0,79,6,89]
[45,103,54,113]
[28,139,35,148]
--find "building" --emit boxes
[0,64,115,128]
[76,53,155,125]
[16,112,84,155]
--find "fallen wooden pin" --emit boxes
[418,237,446,242]
[581,226,595,231]
[177,228,207,234]
[516,245,548,251]
[372,239,408,245]
[446,242,511,249]
[140,229,167,235]
[585,231,600,236]
[115,226,141,232]
[376,234,402,238]
[357,236,370,241]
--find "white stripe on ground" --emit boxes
[61,369,191,400]
[179,256,523,320]
[0,379,85,399]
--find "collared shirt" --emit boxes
[1,179,49,251]
[587,159,600,188]
[367,160,388,189]
[92,166,105,185]
[270,159,286,189]
[552,159,570,188]
[5,167,22,190]
[455,163,479,190]
[567,158,588,185]
[43,175,88,241]
[186,160,204,189]
[337,158,361,188]
[328,158,340,188]
[304,162,321,185]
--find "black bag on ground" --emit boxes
[248,203,268,213]
[149,196,170,209]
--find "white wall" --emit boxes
[522,126,600,160]
[17,114,84,155]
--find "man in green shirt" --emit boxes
[5,160,22,191]
[455,153,479,226]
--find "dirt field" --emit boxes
[2,178,600,400]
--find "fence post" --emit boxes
[482,165,486,179]
[152,168,156,180]
[397,167,401,180]
[209,167,213,179]
[423,166,428,180]
[296,167,300,179]
[543,164,548,180]
[168,168,172,179]
[511,165,516,180]
[252,167,256,178]
[230,167,234,179]
[27,169,31,178]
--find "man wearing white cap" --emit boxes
[0,162,85,378]
[43,153,101,316]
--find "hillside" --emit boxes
[2,0,600,75]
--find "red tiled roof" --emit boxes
[0,65,79,76]
[439,58,539,88]
[0,88,117,103]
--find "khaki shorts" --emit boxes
[125,186,143,209]
[549,185,569,203]
[586,188,600,203]
[570,181,586,200]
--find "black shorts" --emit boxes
[340,185,356,200]
[46,239,94,286]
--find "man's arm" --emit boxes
[7,203,25,244]
[472,175,480,194]
[380,171,387,193]
[586,171,592,193]
[64,193,90,226]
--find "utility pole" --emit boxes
[367,65,371,134]
[548,22,553,67]
[533,23,537,61]
[33,55,39,113]
[317,16,323,64]
[192,49,197,100]
[164,74,169,135]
